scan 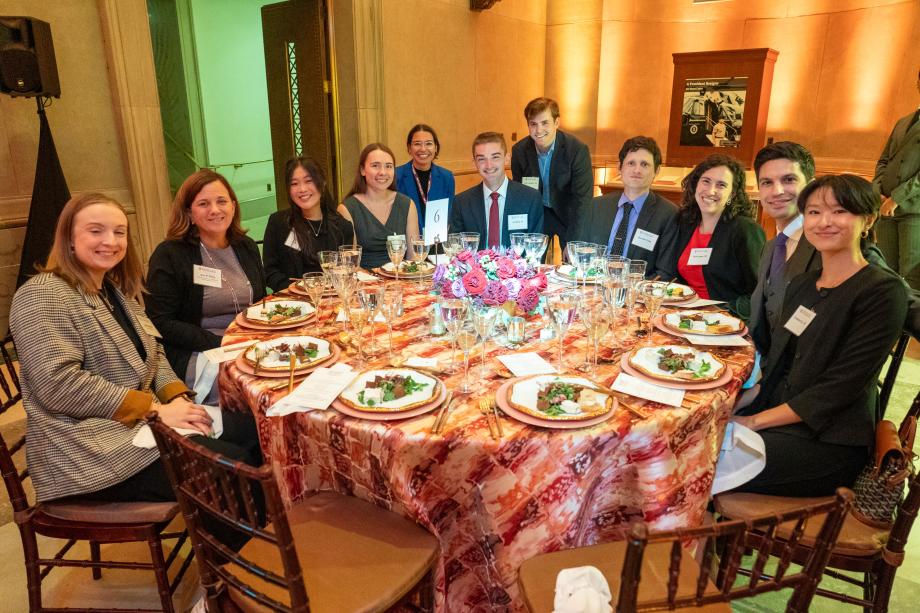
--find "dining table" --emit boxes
[217,276,755,612]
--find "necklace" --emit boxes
[305,217,323,237]
[201,243,253,314]
[98,284,116,313]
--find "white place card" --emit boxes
[265,364,356,417]
[336,308,386,323]
[405,356,440,370]
[424,198,450,245]
[497,352,557,377]
[683,333,750,347]
[356,271,378,282]
[677,298,726,308]
[428,254,449,266]
[204,340,254,364]
[611,372,685,408]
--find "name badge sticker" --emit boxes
[783,305,817,336]
[507,214,528,231]
[284,230,301,251]
[631,228,659,251]
[193,264,222,288]
[522,176,540,190]
[687,248,712,266]
[136,314,162,338]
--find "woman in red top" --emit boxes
[663,153,765,319]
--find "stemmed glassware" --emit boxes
[409,234,430,289]
[547,291,580,373]
[380,282,403,358]
[358,285,383,355]
[626,260,647,335]
[438,298,467,374]
[565,241,588,289]
[301,272,326,324]
[345,295,368,367]
[581,302,611,375]
[330,265,357,336]
[459,232,480,254]
[639,281,666,344]
[510,233,527,259]
[524,233,549,266]
[471,304,498,376]
[455,322,479,394]
[603,256,629,341]
[338,245,362,272]
[386,234,407,282]
[444,233,463,261]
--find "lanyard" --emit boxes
[411,165,431,206]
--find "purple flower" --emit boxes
[450,279,468,298]
[502,277,522,299]
[517,285,541,314]
[481,280,509,306]
[432,263,447,286]
[514,258,530,277]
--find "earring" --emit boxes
[861,229,869,239]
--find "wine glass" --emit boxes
[381,282,403,358]
[330,265,356,336]
[640,281,666,343]
[386,234,407,282]
[301,272,326,324]
[338,245,362,272]
[345,295,367,367]
[471,304,498,375]
[574,243,597,291]
[317,250,339,276]
[444,233,463,262]
[547,291,580,373]
[627,259,647,288]
[581,302,610,375]
[438,297,467,374]
[525,233,549,266]
[455,322,479,394]
[359,285,383,355]
[409,234,431,289]
[510,233,527,258]
[604,256,629,340]
[460,232,480,254]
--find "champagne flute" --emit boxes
[386,234,407,282]
[640,281,666,344]
[409,234,431,289]
[455,323,479,394]
[525,233,549,266]
[438,298,467,374]
[345,295,368,367]
[582,303,610,375]
[547,291,580,373]
[330,265,356,336]
[471,304,498,375]
[381,282,403,358]
[301,272,326,324]
[359,285,383,355]
[510,233,527,258]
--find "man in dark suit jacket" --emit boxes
[511,97,593,252]
[450,132,543,250]
[573,136,677,278]
[749,141,920,351]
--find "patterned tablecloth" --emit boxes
[218,282,755,612]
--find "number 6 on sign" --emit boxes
[424,198,450,245]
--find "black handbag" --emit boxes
[852,417,916,528]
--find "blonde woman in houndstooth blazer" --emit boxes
[10,193,261,507]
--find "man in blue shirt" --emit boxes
[573,136,678,278]
[511,97,593,257]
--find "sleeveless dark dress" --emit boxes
[343,193,412,268]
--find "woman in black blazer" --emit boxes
[146,169,266,403]
[262,157,354,292]
[732,175,907,496]
[662,154,765,319]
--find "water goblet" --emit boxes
[510,233,527,258]
[525,233,549,265]
[444,233,463,261]
[338,245,362,272]
[627,259,647,288]
[409,234,431,289]
[438,298,467,374]
[386,234,407,282]
[547,291,580,373]
[459,232,480,254]
[317,250,339,276]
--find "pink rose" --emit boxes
[462,268,488,296]
[517,285,541,314]
[440,280,456,299]
[525,273,548,292]
[456,250,474,264]
[482,280,509,306]
[478,248,498,261]
[496,256,516,279]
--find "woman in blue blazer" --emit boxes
[394,123,455,230]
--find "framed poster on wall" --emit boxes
[666,48,778,168]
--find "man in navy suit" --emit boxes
[450,132,543,250]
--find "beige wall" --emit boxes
[0,1,133,333]
[546,0,920,174]
[379,0,547,187]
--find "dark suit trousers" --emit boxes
[544,206,568,256]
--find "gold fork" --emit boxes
[478,398,499,441]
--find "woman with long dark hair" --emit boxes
[662,153,765,319]
[732,175,907,495]
[262,157,354,291]
[395,124,455,229]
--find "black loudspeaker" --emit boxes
[0,16,60,98]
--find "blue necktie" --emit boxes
[769,233,789,282]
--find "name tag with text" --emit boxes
[507,214,528,231]
[284,230,301,251]
[193,264,222,288]
[783,305,817,336]
[522,176,540,190]
[136,314,162,338]
[687,248,712,266]
[631,228,659,251]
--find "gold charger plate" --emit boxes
[242,299,315,326]
[507,374,614,421]
[337,368,442,413]
[241,335,333,372]
[627,345,726,383]
[660,310,744,336]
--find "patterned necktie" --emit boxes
[769,232,789,282]
[488,191,500,248]
[608,201,633,256]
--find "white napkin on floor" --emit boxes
[553,566,613,613]
[711,421,766,495]
[131,405,224,449]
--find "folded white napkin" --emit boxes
[711,421,766,495]
[553,566,613,613]
[132,405,224,449]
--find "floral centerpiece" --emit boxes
[432,247,548,315]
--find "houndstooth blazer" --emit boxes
[10,273,187,502]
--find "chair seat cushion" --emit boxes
[228,491,438,613]
[518,539,730,612]
[714,493,887,557]
[40,499,180,524]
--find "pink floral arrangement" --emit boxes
[433,248,547,314]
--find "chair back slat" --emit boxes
[0,334,29,513]
[150,413,311,612]
[694,536,715,601]
[618,489,852,612]
[879,332,910,420]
